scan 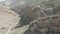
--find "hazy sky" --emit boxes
[0,0,5,2]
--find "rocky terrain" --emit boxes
[22,3,60,34]
[0,0,60,34]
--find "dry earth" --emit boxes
[0,5,20,34]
